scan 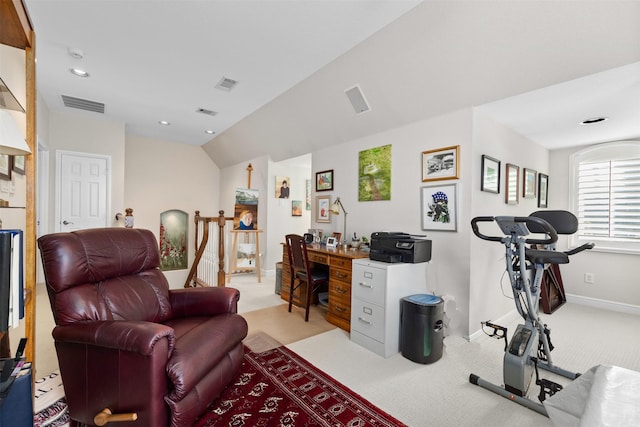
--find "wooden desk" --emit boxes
[281,244,369,331]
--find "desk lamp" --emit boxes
[329,197,347,245]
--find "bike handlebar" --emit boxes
[471,215,559,245]
[565,242,595,255]
[471,216,502,242]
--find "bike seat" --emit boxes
[525,248,569,265]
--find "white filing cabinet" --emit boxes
[350,259,427,357]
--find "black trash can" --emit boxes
[400,294,444,364]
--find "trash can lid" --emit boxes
[405,294,442,305]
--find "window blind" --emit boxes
[577,158,640,240]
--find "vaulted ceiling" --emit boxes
[25,1,640,168]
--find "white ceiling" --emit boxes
[24,1,640,168]
[24,0,421,144]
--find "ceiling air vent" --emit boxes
[61,95,105,113]
[215,77,239,92]
[345,84,371,114]
[196,108,218,117]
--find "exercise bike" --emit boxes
[469,211,594,416]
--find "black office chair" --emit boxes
[285,234,329,321]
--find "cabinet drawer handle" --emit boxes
[358,282,372,288]
[335,286,348,294]
[358,317,372,325]
[334,271,348,279]
[334,305,347,313]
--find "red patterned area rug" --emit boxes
[194,346,406,427]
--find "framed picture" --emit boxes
[316,195,331,223]
[421,183,457,232]
[0,154,10,181]
[291,200,302,216]
[422,145,460,182]
[505,163,519,205]
[326,236,338,248]
[481,155,500,193]
[11,156,25,175]
[315,169,333,191]
[538,173,549,208]
[359,144,392,201]
[523,168,537,198]
[276,176,290,198]
[159,209,188,271]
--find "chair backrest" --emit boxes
[529,210,579,235]
[38,228,173,326]
[285,234,312,279]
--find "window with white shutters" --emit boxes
[570,141,640,254]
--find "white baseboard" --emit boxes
[467,295,640,342]
[566,293,640,316]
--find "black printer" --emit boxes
[369,232,432,263]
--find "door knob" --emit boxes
[62,220,74,225]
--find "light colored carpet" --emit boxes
[287,303,640,427]
[18,273,640,426]
[242,303,337,346]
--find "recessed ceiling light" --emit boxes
[158,120,170,125]
[580,117,608,125]
[205,130,215,135]
[69,68,89,77]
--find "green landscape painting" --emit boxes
[358,144,391,201]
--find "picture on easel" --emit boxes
[233,188,258,230]
[236,243,256,267]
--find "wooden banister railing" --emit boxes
[184,210,233,288]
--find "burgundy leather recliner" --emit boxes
[37,228,248,427]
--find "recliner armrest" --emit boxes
[52,320,175,356]
[169,287,240,318]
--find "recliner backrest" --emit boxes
[38,228,173,326]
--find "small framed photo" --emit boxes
[538,173,549,208]
[291,200,302,216]
[315,169,334,191]
[422,145,460,182]
[326,236,338,248]
[11,156,25,175]
[505,163,519,205]
[421,183,457,232]
[316,195,331,223]
[481,155,500,193]
[523,168,537,198]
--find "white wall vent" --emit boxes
[61,95,105,113]
[215,77,239,91]
[345,84,371,114]
[196,108,218,117]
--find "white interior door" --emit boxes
[56,150,111,232]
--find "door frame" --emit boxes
[55,149,112,232]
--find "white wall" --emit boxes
[124,135,221,288]
[549,145,640,308]
[470,110,549,337]
[46,111,125,232]
[267,154,312,271]
[311,109,473,336]
[220,154,312,280]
